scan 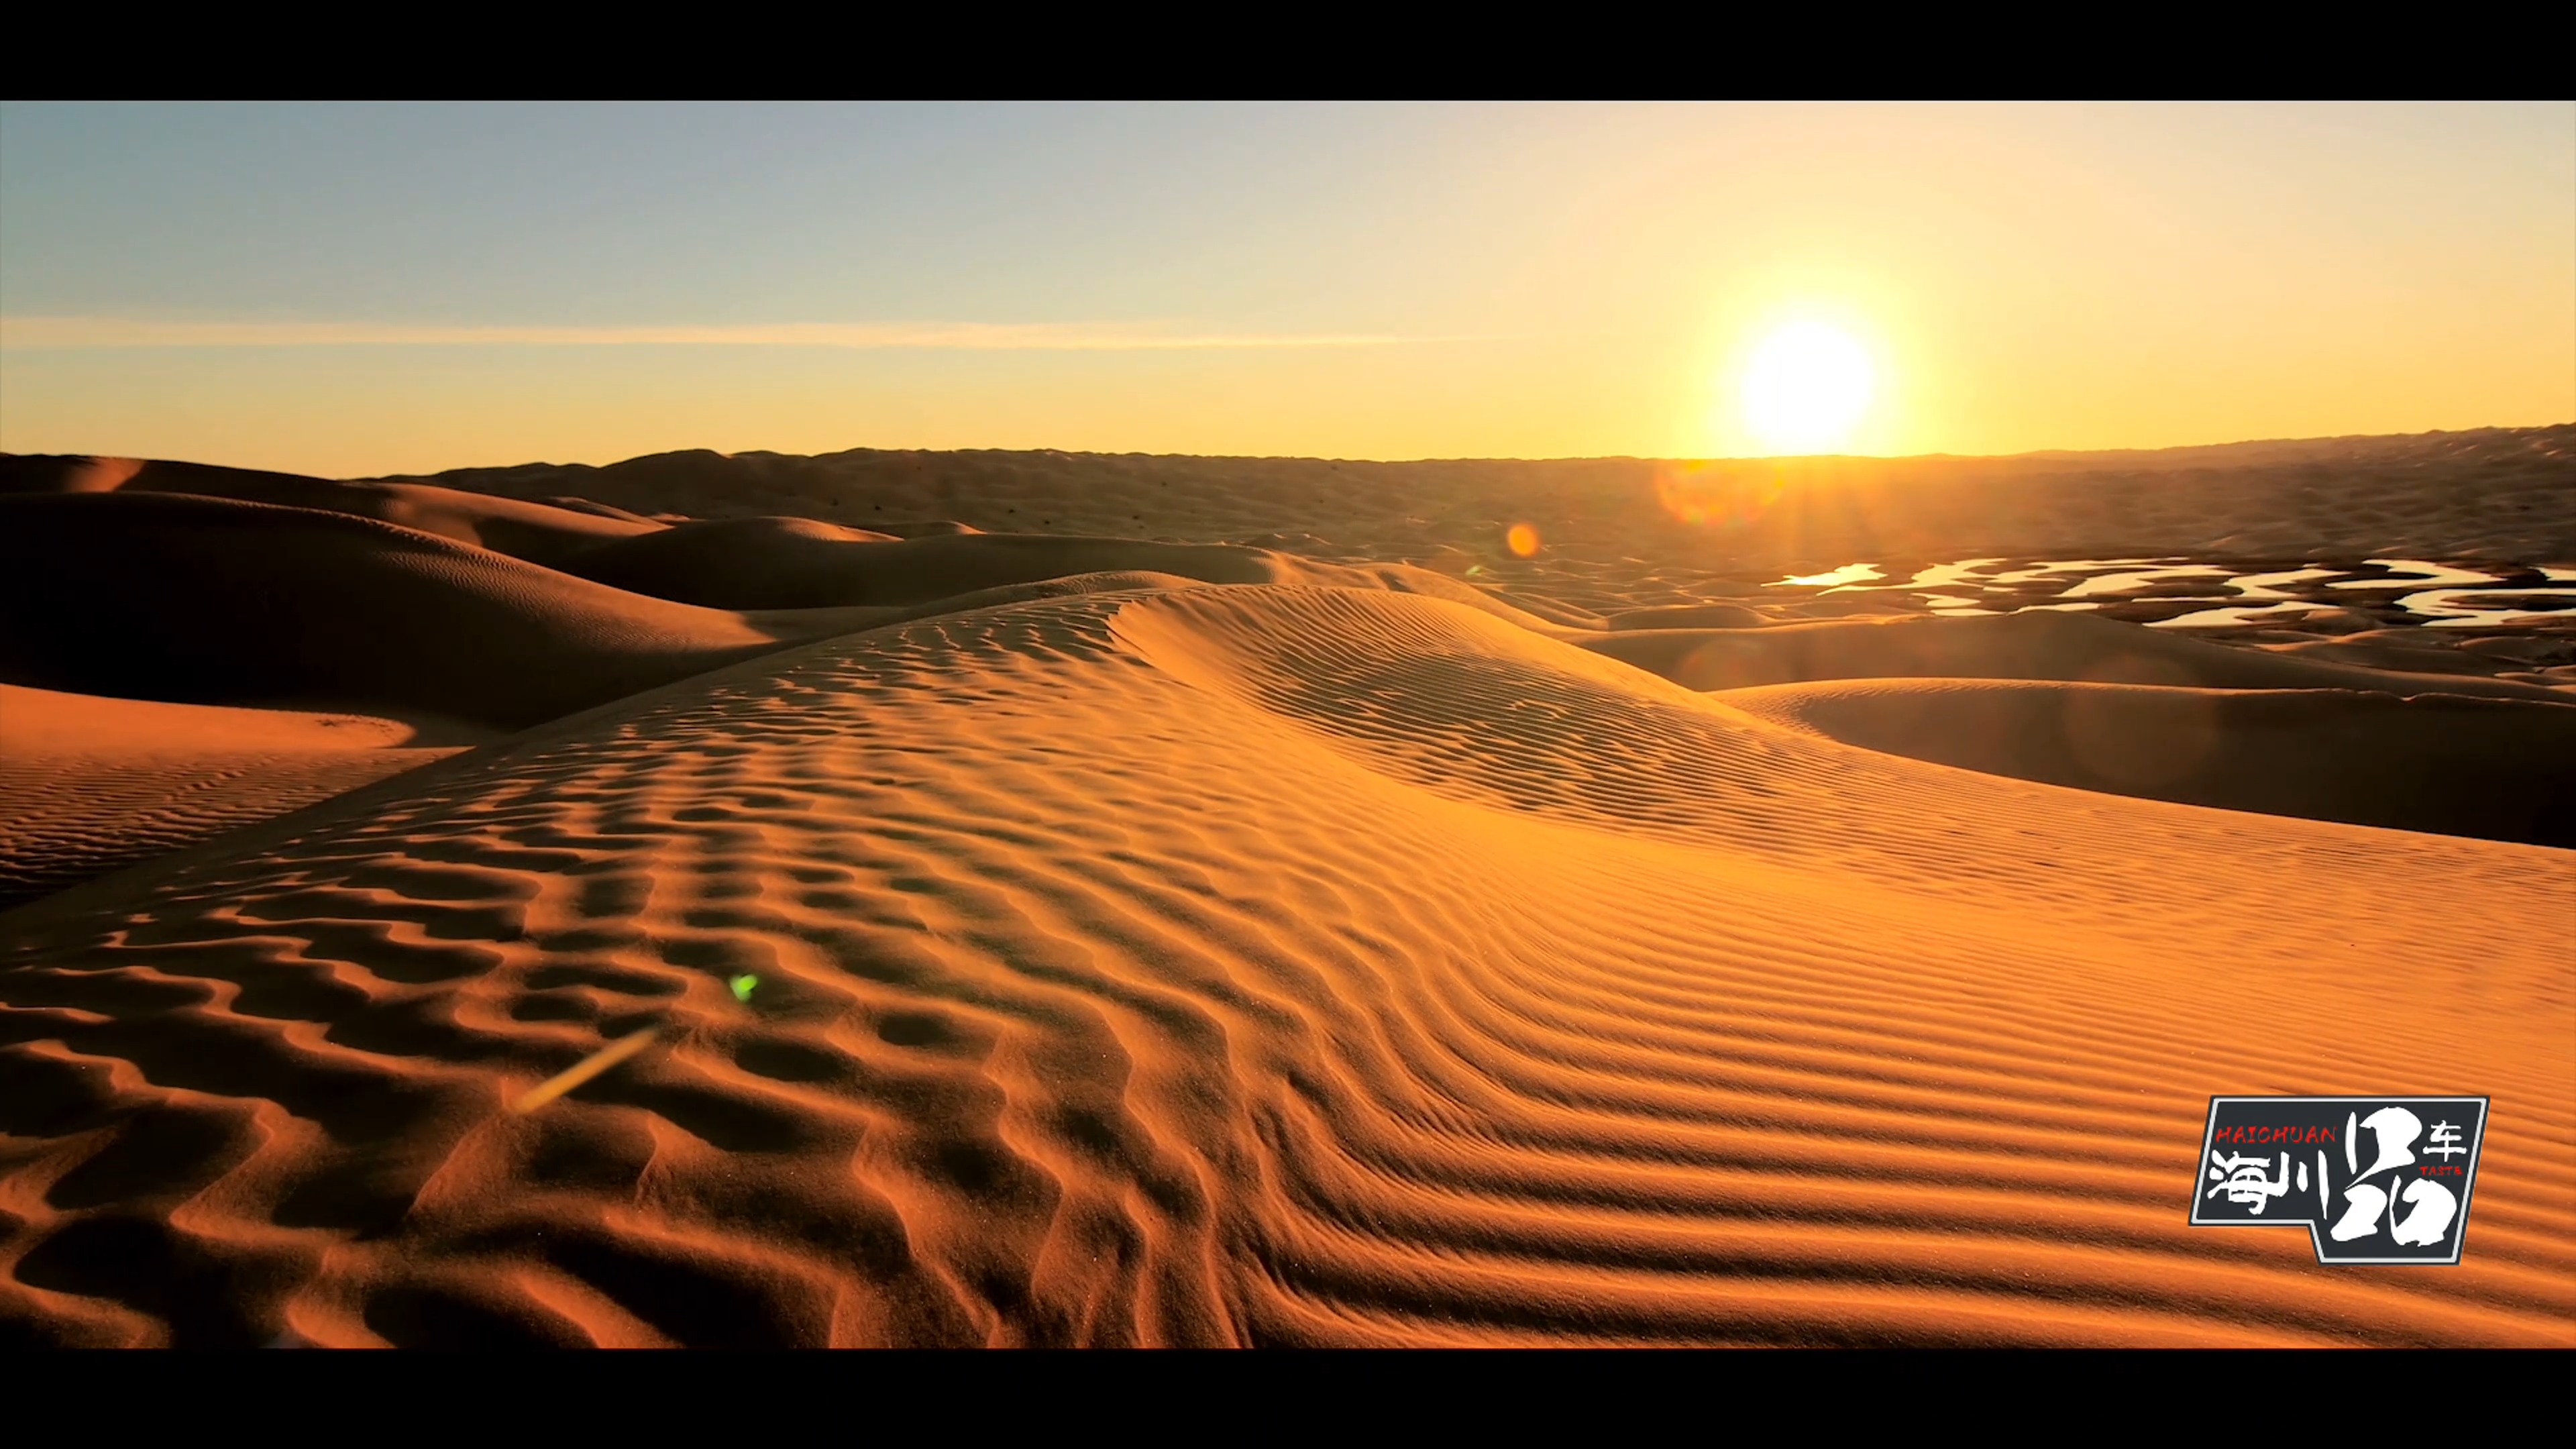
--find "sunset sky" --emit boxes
[2,101,2569,477]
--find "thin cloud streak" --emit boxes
[0,317,1468,351]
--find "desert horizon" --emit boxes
[2,101,2569,1351]
[376,419,2576,472]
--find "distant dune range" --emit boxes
[0,430,2569,1346]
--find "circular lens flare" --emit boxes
[1654,460,1784,531]
[1505,523,1542,557]
[1741,321,1873,455]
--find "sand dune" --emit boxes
[1575,608,2573,702]
[2,586,2567,1347]
[0,453,663,569]
[0,492,885,729]
[1603,602,1770,630]
[1718,678,2576,847]
[0,686,472,914]
[557,517,1532,616]
[1,434,2569,1348]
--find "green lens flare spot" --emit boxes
[729,974,759,1002]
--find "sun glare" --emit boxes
[1740,321,1874,455]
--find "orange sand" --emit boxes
[0,433,2569,1347]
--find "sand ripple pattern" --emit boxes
[3,588,2570,1346]
[0,751,460,914]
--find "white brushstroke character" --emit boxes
[2206,1150,2293,1214]
[2326,1105,2461,1248]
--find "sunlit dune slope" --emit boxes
[0,685,470,912]
[1718,678,2576,847]
[1,587,2567,1347]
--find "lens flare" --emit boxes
[1652,461,1786,532]
[1506,523,1542,557]
[510,1026,663,1114]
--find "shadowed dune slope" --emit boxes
[2,587,2567,1348]
[1577,608,2575,703]
[0,454,662,570]
[0,686,468,913]
[559,521,1309,608]
[0,492,891,729]
[2258,629,2575,684]
[557,516,904,606]
[1717,678,2576,848]
[559,518,1582,631]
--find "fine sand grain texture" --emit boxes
[0,431,2569,1348]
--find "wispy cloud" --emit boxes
[0,317,1450,351]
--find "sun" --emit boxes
[1739,321,1874,455]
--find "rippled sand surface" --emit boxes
[1,435,2570,1347]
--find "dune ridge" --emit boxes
[1,437,2569,1348]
